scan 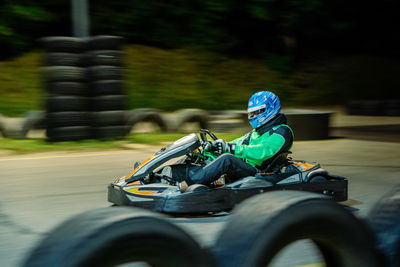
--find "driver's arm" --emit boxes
[233,132,286,167]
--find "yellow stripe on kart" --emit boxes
[125,155,157,180]
[125,187,161,195]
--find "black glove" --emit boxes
[213,139,236,154]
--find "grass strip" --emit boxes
[0,132,242,155]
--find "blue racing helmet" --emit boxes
[248,91,281,129]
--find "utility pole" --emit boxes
[71,0,90,38]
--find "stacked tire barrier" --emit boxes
[42,37,91,142]
[86,36,127,139]
[24,187,400,267]
[41,36,127,141]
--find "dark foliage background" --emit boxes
[0,0,399,115]
[1,0,399,59]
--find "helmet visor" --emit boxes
[248,106,266,119]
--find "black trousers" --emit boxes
[189,154,258,185]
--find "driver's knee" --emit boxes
[215,153,237,163]
[216,153,236,159]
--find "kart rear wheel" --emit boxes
[213,191,381,267]
[309,175,328,183]
[23,207,216,267]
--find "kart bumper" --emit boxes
[108,176,347,214]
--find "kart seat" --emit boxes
[261,151,291,173]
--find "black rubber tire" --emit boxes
[90,110,126,126]
[172,109,210,132]
[92,95,126,111]
[126,108,167,132]
[46,96,87,112]
[43,66,86,82]
[86,50,122,66]
[22,111,46,134]
[46,82,87,96]
[89,80,123,96]
[383,99,400,116]
[44,53,85,67]
[309,175,328,183]
[86,66,122,81]
[47,112,89,128]
[23,207,215,267]
[368,185,400,267]
[88,35,124,50]
[46,126,91,142]
[0,118,5,137]
[40,36,86,53]
[92,125,128,139]
[213,191,381,267]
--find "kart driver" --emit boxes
[180,91,294,192]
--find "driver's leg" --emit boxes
[189,154,257,186]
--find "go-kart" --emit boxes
[108,130,348,214]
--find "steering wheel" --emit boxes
[199,129,218,150]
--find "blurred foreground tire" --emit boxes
[23,207,215,267]
[368,185,400,267]
[213,191,381,267]
[47,126,90,142]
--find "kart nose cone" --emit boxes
[114,176,127,186]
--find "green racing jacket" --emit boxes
[229,113,294,169]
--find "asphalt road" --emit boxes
[0,138,399,267]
